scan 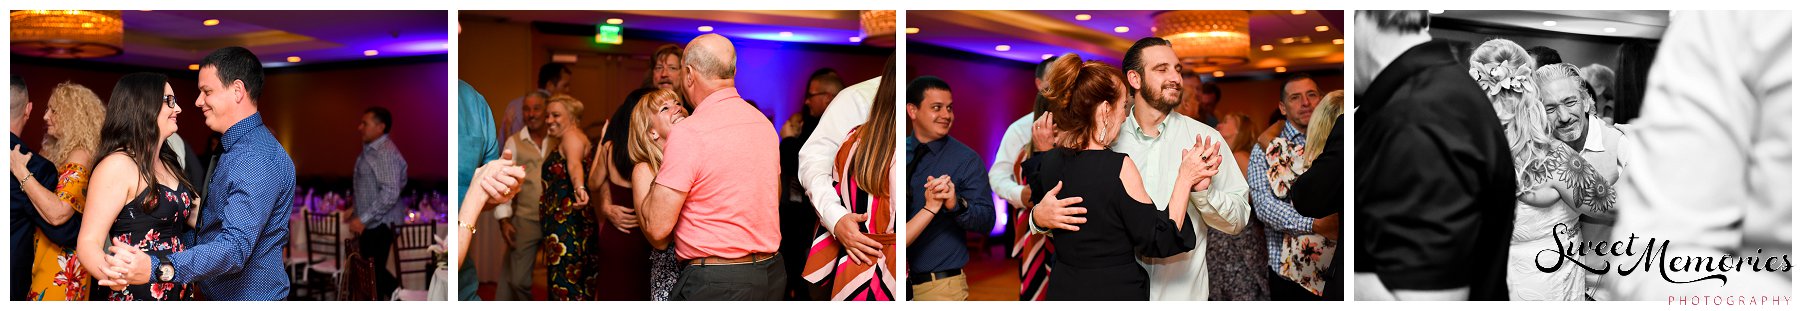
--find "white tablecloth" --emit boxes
[427,266,450,300]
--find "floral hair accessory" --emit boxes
[1469,60,1536,96]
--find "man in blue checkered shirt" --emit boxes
[1247,73,1338,301]
[108,47,297,300]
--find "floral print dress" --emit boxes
[103,183,196,301]
[540,150,595,300]
[26,163,92,301]
[1265,137,1336,297]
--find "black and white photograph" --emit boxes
[1353,10,1791,302]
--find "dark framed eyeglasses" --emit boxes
[163,95,178,109]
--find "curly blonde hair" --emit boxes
[1469,39,1550,183]
[43,81,105,166]
[627,89,681,173]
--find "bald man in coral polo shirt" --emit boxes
[639,33,785,301]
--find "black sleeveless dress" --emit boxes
[102,183,196,301]
[1028,149,1196,301]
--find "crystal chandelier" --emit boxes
[11,10,125,59]
[860,10,895,47]
[1153,10,1250,68]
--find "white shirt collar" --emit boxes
[1583,115,1609,152]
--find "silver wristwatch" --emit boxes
[156,254,174,282]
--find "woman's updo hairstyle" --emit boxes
[1468,38,1549,181]
[1039,53,1126,149]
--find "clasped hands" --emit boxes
[1031,134,1222,231]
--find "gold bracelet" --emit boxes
[462,221,477,234]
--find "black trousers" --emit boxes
[360,224,398,300]
[1268,269,1324,301]
[672,254,787,301]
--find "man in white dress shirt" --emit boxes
[1031,37,1252,300]
[1534,62,1628,300]
[492,90,552,300]
[990,57,1058,209]
[797,73,887,266]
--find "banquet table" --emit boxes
[288,210,447,293]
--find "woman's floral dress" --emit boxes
[26,163,92,301]
[540,150,594,300]
[102,183,195,301]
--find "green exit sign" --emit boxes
[596,25,623,45]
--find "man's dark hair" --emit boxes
[1279,72,1316,102]
[907,76,951,106]
[1359,10,1431,33]
[365,106,393,134]
[11,74,27,119]
[1527,46,1564,67]
[1036,56,1057,79]
[537,63,571,90]
[10,74,24,98]
[1200,80,1222,99]
[1031,57,1059,118]
[1121,37,1174,81]
[200,47,265,101]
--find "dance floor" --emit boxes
[962,241,1021,301]
[474,264,549,300]
[478,244,1021,301]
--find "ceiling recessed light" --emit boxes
[995,45,1011,52]
[906,27,919,34]
[364,50,378,56]
[1603,27,1618,33]
[1042,54,1055,60]
[287,56,301,63]
[1291,10,1306,15]
[188,64,200,71]
[1543,21,1558,27]
[779,31,793,37]
[1429,10,1446,14]
[1315,25,1329,32]
[1213,71,1225,77]
[1275,67,1287,73]
[1333,38,1344,45]
[1281,37,1296,44]
[698,25,714,32]
[203,19,220,26]
[1261,45,1274,51]
[81,22,94,28]
[1114,26,1130,33]
[1075,14,1091,21]
[605,18,623,25]
[849,37,862,42]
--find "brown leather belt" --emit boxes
[685,252,776,266]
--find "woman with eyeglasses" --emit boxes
[76,73,199,300]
